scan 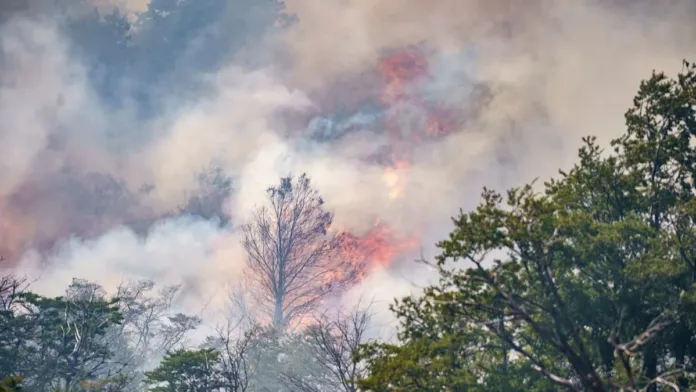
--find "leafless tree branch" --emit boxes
[242,174,360,328]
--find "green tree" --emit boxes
[0,376,23,392]
[0,275,29,378]
[0,277,204,392]
[0,278,124,391]
[21,281,123,391]
[145,348,222,392]
[358,61,696,391]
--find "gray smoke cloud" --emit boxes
[1,0,695,326]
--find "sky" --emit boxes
[0,0,695,333]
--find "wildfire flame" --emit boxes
[334,219,420,280]
[377,47,456,200]
[382,159,411,199]
[379,49,429,103]
[320,47,463,277]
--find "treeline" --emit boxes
[3,62,696,391]
[0,277,199,391]
[0,275,371,391]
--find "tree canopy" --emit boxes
[145,348,223,392]
[0,277,201,391]
[357,61,696,391]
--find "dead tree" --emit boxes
[211,321,262,392]
[281,303,373,392]
[0,272,28,311]
[241,174,357,327]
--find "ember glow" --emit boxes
[309,48,459,276]
[379,48,430,103]
[382,159,411,200]
[336,219,420,280]
[283,47,462,281]
[376,48,459,201]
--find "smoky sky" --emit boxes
[1,0,695,326]
[0,0,282,258]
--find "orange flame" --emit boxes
[382,159,411,200]
[378,48,456,133]
[333,219,420,280]
[377,48,457,200]
[379,49,429,104]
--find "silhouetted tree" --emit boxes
[241,174,357,327]
[284,304,373,392]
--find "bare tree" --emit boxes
[227,280,262,330]
[103,279,201,390]
[282,303,373,392]
[0,272,28,312]
[112,279,201,362]
[205,320,263,392]
[241,174,357,327]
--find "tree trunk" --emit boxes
[643,343,657,392]
[273,295,283,327]
[673,325,689,390]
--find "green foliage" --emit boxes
[358,61,696,391]
[0,275,208,391]
[145,349,222,392]
[0,279,124,391]
[0,376,23,392]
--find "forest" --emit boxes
[1,0,696,391]
[1,59,695,391]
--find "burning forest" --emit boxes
[0,0,695,390]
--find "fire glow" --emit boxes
[320,48,463,277]
[377,47,457,200]
[336,219,420,280]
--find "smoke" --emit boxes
[19,216,241,301]
[1,0,695,329]
[136,67,311,211]
[277,0,696,237]
[89,0,151,16]
[0,19,90,198]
